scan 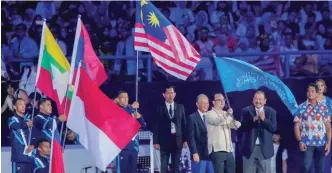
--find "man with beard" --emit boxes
[240,91,277,173]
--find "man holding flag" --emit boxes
[33,99,65,143]
[116,91,146,173]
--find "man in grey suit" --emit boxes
[240,91,277,173]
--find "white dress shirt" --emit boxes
[255,107,264,144]
[165,102,175,117]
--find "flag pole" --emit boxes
[28,87,37,145]
[29,18,47,146]
[212,54,238,129]
[59,84,69,151]
[135,51,139,102]
[61,14,82,152]
[49,117,56,173]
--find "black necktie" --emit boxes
[169,104,173,118]
[203,114,206,127]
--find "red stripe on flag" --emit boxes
[170,26,191,61]
[152,57,190,77]
[163,27,181,63]
[134,41,149,48]
[148,46,195,71]
[134,32,147,38]
[135,23,144,28]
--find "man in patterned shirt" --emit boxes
[294,83,331,173]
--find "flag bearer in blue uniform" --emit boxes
[31,139,50,173]
[32,98,66,142]
[116,90,146,173]
[8,98,34,173]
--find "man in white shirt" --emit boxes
[206,93,241,173]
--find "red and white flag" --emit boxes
[67,63,141,171]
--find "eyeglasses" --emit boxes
[214,99,225,102]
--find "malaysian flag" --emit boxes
[134,0,201,80]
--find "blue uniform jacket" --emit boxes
[120,105,146,151]
[8,113,31,163]
[31,153,49,173]
[33,113,60,143]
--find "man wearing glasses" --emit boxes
[206,93,241,173]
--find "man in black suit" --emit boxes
[153,85,187,173]
[240,90,277,173]
[187,94,213,173]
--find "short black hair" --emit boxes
[255,90,266,99]
[12,98,24,106]
[15,23,27,31]
[164,85,176,93]
[117,90,128,98]
[37,138,50,148]
[38,98,51,108]
[29,92,41,101]
[273,130,280,135]
[307,83,319,93]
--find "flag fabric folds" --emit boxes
[67,63,141,171]
[66,17,108,117]
[35,21,70,115]
[134,0,200,80]
[214,57,298,115]
[49,118,65,173]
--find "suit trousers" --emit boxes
[160,149,182,173]
[242,145,271,173]
[210,151,235,173]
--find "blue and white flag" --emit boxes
[214,57,298,115]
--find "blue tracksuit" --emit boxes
[8,113,33,173]
[33,113,59,143]
[31,153,49,173]
[118,105,146,173]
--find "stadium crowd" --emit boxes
[2,1,332,85]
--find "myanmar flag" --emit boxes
[36,21,70,115]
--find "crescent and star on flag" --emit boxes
[140,0,160,28]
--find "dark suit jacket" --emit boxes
[153,103,186,151]
[186,111,209,160]
[239,105,277,159]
